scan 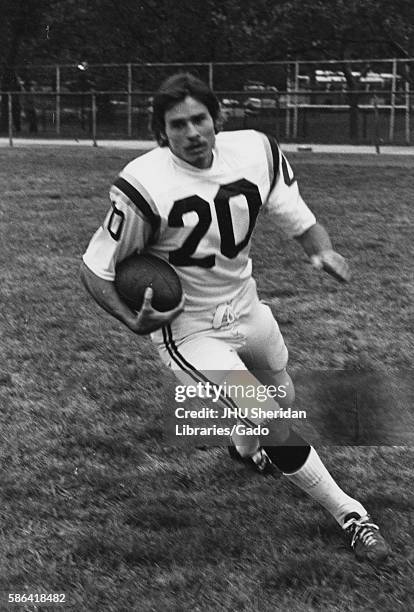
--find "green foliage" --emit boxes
[280,0,414,59]
[1,0,414,74]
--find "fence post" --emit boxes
[373,95,380,154]
[56,65,61,135]
[92,92,97,146]
[285,62,292,139]
[8,93,13,147]
[127,63,132,137]
[292,60,299,139]
[208,63,213,90]
[405,61,410,145]
[389,58,397,142]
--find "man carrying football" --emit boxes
[81,73,390,563]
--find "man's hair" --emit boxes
[151,72,221,146]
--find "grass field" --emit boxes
[1,147,413,612]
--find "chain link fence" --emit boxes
[1,59,413,145]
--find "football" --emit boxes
[115,253,183,312]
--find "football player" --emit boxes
[81,73,389,563]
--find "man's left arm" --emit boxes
[295,222,351,283]
[259,136,350,283]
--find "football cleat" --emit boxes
[343,512,390,563]
[228,444,282,477]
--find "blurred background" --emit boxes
[1,0,414,144]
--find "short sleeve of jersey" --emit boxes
[82,172,160,281]
[260,134,316,238]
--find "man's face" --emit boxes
[163,96,216,169]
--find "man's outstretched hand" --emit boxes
[310,250,351,283]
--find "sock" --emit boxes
[285,447,367,526]
[264,429,311,472]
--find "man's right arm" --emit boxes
[80,262,138,328]
[80,262,184,335]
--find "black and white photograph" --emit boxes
[1,1,413,610]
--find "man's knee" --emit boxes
[260,368,295,409]
[277,370,295,408]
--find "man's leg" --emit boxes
[159,328,284,464]
[237,302,390,561]
[162,325,367,527]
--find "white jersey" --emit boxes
[83,130,316,312]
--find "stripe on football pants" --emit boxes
[162,324,256,429]
[113,176,160,239]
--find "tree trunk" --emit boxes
[1,70,21,132]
